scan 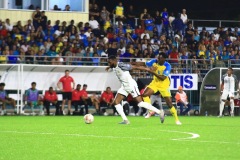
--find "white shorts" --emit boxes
[117,83,140,98]
[221,91,234,100]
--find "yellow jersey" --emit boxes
[145,59,171,89]
[115,6,124,16]
[104,21,111,31]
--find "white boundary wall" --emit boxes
[0,64,121,113]
[0,64,198,113]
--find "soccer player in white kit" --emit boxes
[106,55,164,124]
[219,67,238,117]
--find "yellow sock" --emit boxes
[143,97,153,113]
[143,96,151,104]
[170,106,179,121]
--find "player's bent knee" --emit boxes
[137,101,144,108]
[113,101,120,106]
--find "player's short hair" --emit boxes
[108,55,117,60]
[83,84,87,87]
[0,83,5,86]
[159,52,168,58]
[65,70,70,72]
[77,84,81,87]
[31,82,36,85]
[49,87,53,90]
[228,67,233,71]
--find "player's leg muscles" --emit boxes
[114,93,128,121]
[164,97,173,108]
[142,87,154,97]
[165,96,180,122]
[114,93,125,105]
[135,95,160,114]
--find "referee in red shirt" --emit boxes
[57,70,75,115]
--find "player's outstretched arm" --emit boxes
[118,62,132,71]
[148,68,167,81]
[131,65,148,71]
[132,65,166,81]
[131,61,146,66]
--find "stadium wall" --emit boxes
[0,9,89,25]
[0,64,200,113]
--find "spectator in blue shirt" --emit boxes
[221,51,229,60]
[79,30,88,47]
[224,36,232,46]
[172,13,184,35]
[92,53,100,66]
[145,14,154,31]
[12,45,19,55]
[161,8,169,37]
[229,50,236,59]
[44,30,54,41]
[53,20,60,31]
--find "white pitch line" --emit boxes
[0,130,199,141]
[159,130,200,140]
[0,130,238,145]
[0,130,152,140]
[173,139,240,145]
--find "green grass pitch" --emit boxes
[0,116,239,160]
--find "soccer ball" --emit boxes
[83,114,94,124]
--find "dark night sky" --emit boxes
[95,0,240,20]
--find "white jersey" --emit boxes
[113,62,135,89]
[112,62,140,98]
[221,74,237,92]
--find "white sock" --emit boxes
[230,99,234,114]
[31,107,34,113]
[115,104,128,121]
[158,98,163,110]
[219,101,224,116]
[138,101,160,114]
[39,105,44,113]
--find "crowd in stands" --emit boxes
[1,2,240,76]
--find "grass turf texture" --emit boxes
[0,116,239,160]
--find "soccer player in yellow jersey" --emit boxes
[133,52,182,125]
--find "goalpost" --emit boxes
[200,67,240,116]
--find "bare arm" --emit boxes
[32,12,36,19]
[72,81,75,90]
[105,66,111,71]
[131,61,146,66]
[102,97,109,104]
[220,82,224,94]
[131,65,167,81]
[57,81,62,91]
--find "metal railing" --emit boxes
[1,55,239,73]
[190,19,240,28]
